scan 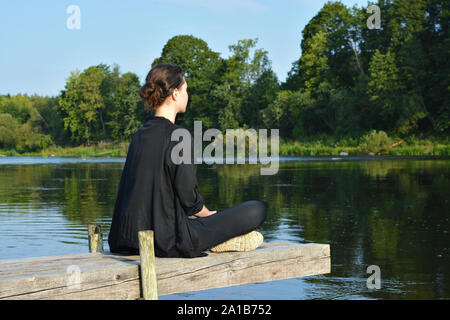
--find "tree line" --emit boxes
[0,0,448,152]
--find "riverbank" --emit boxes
[0,142,130,158]
[278,139,450,156]
[1,136,449,157]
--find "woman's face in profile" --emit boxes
[177,79,189,113]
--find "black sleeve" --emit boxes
[166,127,204,216]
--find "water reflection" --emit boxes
[0,156,448,299]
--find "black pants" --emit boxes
[188,200,267,252]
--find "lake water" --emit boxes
[0,156,449,300]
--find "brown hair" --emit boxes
[139,63,185,110]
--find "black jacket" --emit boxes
[108,115,205,257]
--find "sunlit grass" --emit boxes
[0,142,130,158]
[0,135,449,157]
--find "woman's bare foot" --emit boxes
[193,205,217,218]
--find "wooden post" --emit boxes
[88,224,104,253]
[138,230,158,300]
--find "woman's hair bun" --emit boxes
[140,63,185,110]
[139,83,156,100]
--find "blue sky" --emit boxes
[1,0,370,96]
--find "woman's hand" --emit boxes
[193,205,217,218]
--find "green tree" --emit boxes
[421,0,450,132]
[262,89,314,139]
[30,95,69,145]
[387,0,427,48]
[241,69,280,129]
[0,113,19,148]
[367,49,403,126]
[215,38,274,131]
[58,66,107,145]
[152,35,223,129]
[14,122,53,152]
[212,82,241,130]
[289,1,357,92]
[0,94,33,123]
[99,64,121,139]
[106,72,142,141]
[299,31,329,94]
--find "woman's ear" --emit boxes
[169,88,178,102]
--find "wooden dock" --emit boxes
[0,240,330,300]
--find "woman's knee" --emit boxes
[244,200,266,229]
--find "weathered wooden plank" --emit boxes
[0,241,330,300]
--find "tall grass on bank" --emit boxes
[0,142,130,158]
[279,133,450,156]
[279,141,450,156]
[0,134,449,157]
